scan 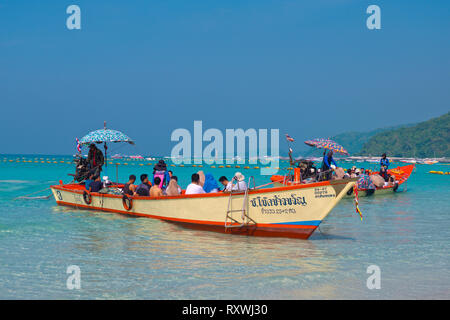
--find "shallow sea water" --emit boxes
[0,156,449,299]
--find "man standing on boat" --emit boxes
[321,150,337,180]
[87,143,104,176]
[380,153,390,170]
[380,153,390,181]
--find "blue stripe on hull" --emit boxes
[274,220,322,226]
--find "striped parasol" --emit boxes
[304,138,349,155]
[304,138,332,147]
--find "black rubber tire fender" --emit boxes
[83,190,92,205]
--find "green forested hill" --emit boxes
[332,127,395,155]
[358,112,450,157]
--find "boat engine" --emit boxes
[297,160,317,180]
[73,156,90,182]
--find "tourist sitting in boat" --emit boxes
[331,166,345,180]
[168,170,173,178]
[84,173,95,190]
[321,150,337,180]
[219,176,231,191]
[89,175,103,193]
[185,173,206,195]
[166,178,181,196]
[219,173,248,192]
[170,176,182,194]
[150,177,164,197]
[386,175,396,187]
[136,174,152,196]
[87,144,104,176]
[344,169,352,178]
[233,172,247,190]
[370,173,385,188]
[203,173,220,193]
[102,176,113,188]
[152,160,170,189]
[357,173,376,191]
[380,166,390,182]
[197,170,205,187]
[122,175,137,196]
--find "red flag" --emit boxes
[76,138,81,153]
[285,134,294,142]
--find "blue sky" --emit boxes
[0,0,449,156]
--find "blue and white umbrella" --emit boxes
[79,128,134,145]
[78,122,135,167]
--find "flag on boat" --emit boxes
[353,184,363,221]
[285,134,294,142]
[76,138,81,153]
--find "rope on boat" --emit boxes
[13,187,52,201]
[13,179,75,201]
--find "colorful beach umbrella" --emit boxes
[304,138,349,155]
[304,138,332,147]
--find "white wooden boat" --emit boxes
[51,178,356,239]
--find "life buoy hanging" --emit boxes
[83,190,92,205]
[393,182,399,192]
[122,195,133,211]
[347,187,354,196]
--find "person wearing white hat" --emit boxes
[233,172,247,191]
[102,176,112,188]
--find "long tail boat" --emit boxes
[51,178,356,239]
[270,164,414,198]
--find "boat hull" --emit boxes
[51,179,355,239]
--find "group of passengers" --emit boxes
[116,159,247,197]
[326,152,396,187]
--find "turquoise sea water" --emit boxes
[0,155,449,299]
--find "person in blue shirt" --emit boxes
[380,153,389,170]
[89,176,103,193]
[380,153,390,181]
[84,173,94,190]
[321,150,337,180]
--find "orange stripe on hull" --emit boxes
[56,201,317,239]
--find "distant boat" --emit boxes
[400,159,417,164]
[111,154,123,159]
[423,160,439,165]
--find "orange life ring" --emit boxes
[122,195,133,211]
[83,190,92,205]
